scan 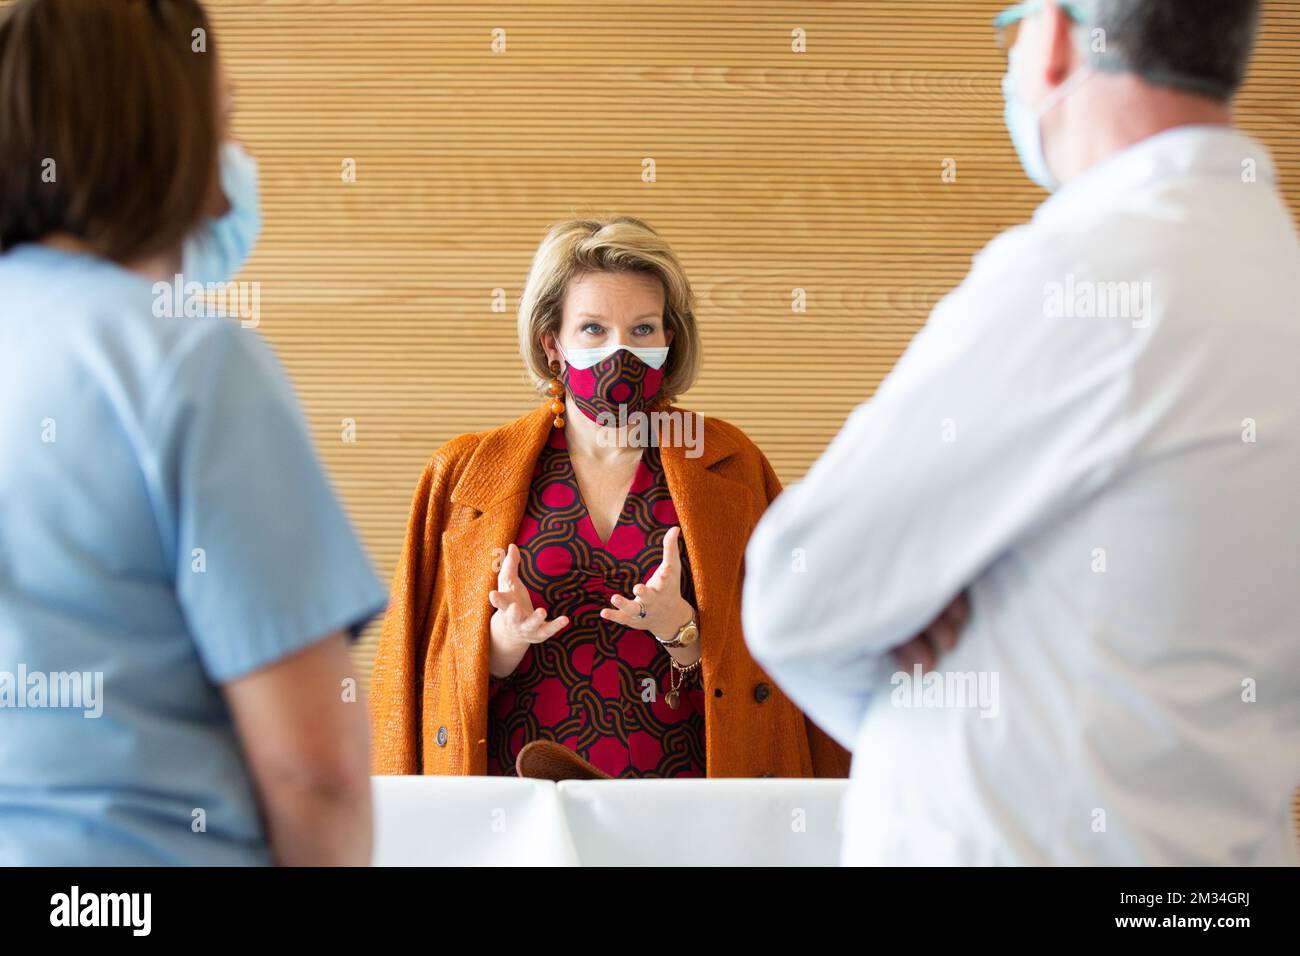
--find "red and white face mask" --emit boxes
[559,344,669,424]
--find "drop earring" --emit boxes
[547,360,565,428]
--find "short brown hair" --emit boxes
[0,0,219,262]
[517,216,702,404]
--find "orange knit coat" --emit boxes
[369,404,850,778]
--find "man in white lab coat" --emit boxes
[743,0,1299,865]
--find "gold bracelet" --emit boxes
[669,656,701,676]
[664,656,701,710]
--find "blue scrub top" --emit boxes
[0,244,388,865]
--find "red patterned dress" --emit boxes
[486,427,706,777]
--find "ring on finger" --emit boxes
[634,599,647,620]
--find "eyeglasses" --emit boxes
[994,0,1087,54]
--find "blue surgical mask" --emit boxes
[1002,48,1092,192]
[181,141,262,284]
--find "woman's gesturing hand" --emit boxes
[488,543,568,677]
[601,526,695,641]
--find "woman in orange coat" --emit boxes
[370,216,850,778]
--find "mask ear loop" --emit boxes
[1036,63,1093,119]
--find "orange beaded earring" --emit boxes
[547,359,566,427]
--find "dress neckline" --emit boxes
[553,428,650,551]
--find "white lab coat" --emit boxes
[743,125,1300,865]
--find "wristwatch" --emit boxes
[656,613,699,648]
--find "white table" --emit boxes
[371,776,847,866]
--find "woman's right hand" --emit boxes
[488,544,568,678]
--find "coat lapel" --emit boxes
[441,405,553,769]
[657,410,755,688]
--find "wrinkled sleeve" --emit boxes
[145,320,386,685]
[743,270,1136,750]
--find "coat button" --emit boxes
[754,682,771,703]
[436,725,448,747]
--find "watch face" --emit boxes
[678,623,699,646]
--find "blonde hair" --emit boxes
[517,216,701,404]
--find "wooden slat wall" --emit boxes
[202,0,1299,840]
[11,0,1297,839]
[202,0,1300,655]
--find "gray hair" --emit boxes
[1079,0,1261,102]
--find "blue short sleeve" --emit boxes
[144,320,387,683]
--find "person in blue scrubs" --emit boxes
[0,0,387,865]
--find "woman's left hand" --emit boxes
[601,526,695,641]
